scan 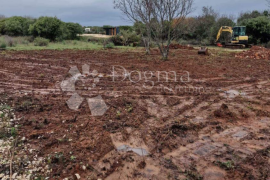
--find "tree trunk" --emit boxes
[143,37,150,55]
[162,49,169,60]
[157,43,169,61]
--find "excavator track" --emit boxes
[223,43,245,49]
[223,43,252,49]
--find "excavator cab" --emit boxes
[232,26,248,45]
[232,26,246,37]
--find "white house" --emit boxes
[85,28,91,33]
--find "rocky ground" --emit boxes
[235,46,270,60]
[0,101,51,180]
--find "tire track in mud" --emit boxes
[0,49,270,179]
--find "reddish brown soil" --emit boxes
[0,48,270,179]
[235,46,270,60]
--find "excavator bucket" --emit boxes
[198,47,209,55]
[217,43,223,47]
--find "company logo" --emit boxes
[60,64,108,116]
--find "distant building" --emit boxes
[85,28,91,33]
[104,27,120,35]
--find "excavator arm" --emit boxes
[216,26,233,43]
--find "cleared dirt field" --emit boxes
[0,47,270,180]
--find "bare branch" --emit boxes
[114,0,194,60]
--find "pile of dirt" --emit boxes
[235,46,270,60]
[168,44,194,50]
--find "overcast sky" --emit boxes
[0,0,268,26]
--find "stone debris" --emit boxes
[75,173,81,179]
[117,145,149,156]
[0,103,51,180]
[203,167,226,180]
[194,143,217,156]
[235,46,270,60]
[224,89,246,98]
[232,131,249,140]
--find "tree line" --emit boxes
[114,7,270,49]
[178,7,270,45]
[115,0,270,60]
[0,0,269,59]
[0,16,83,41]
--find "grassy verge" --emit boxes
[0,36,141,51]
[7,41,103,50]
[6,42,141,51]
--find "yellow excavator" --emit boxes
[198,26,251,55]
[216,26,251,48]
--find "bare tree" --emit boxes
[114,0,194,60]
[114,0,152,54]
[135,22,151,55]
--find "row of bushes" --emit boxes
[0,35,129,50]
[33,37,49,46]
[84,33,158,49]
[86,36,137,48]
[0,36,28,49]
[0,35,50,49]
[0,16,83,41]
[0,35,121,49]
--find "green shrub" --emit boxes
[4,16,33,36]
[21,39,29,45]
[34,37,49,46]
[242,16,270,44]
[120,30,140,46]
[105,42,115,49]
[0,36,18,48]
[129,33,141,44]
[87,37,104,44]
[110,35,123,46]
[25,36,35,43]
[29,16,63,41]
[5,36,17,47]
[79,36,88,42]
[0,19,6,34]
[119,26,133,32]
[65,22,83,40]
[73,40,78,45]
[10,127,17,137]
[0,41,7,49]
